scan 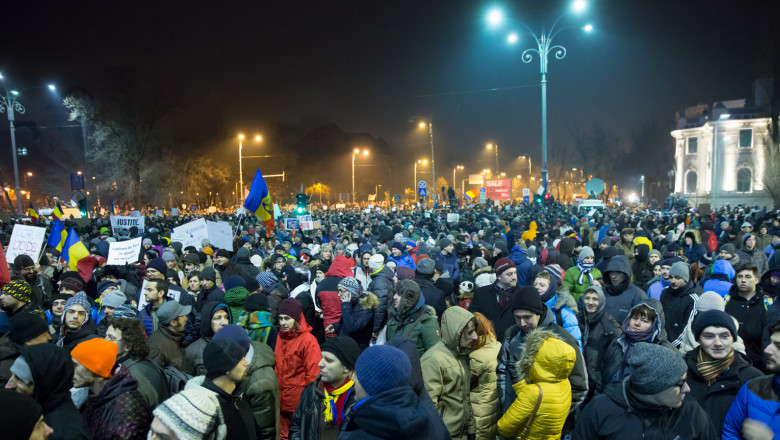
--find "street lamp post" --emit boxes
[410,116,436,203]
[352,148,369,204]
[453,165,464,197]
[520,155,532,189]
[414,159,428,202]
[238,134,262,206]
[486,144,499,175]
[489,2,591,194]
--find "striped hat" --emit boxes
[153,387,226,440]
[2,280,31,303]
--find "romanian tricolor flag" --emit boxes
[52,202,64,220]
[61,228,90,271]
[28,203,39,223]
[464,189,478,200]
[46,218,67,252]
[110,200,116,215]
[243,169,275,238]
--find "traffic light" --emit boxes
[295,193,310,214]
[544,193,550,201]
[533,194,543,204]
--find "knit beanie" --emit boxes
[13,254,35,269]
[2,280,31,303]
[9,314,50,345]
[693,310,738,341]
[510,286,546,315]
[472,257,489,269]
[628,343,687,395]
[183,253,201,266]
[250,255,264,269]
[200,267,217,282]
[278,298,302,321]
[64,292,92,316]
[405,238,417,248]
[59,276,84,293]
[9,356,33,386]
[97,280,119,296]
[355,345,411,396]
[338,277,362,299]
[0,389,43,440]
[204,339,246,379]
[71,338,118,378]
[648,249,662,260]
[394,280,421,315]
[696,291,726,312]
[542,265,564,286]
[153,387,226,440]
[245,293,270,312]
[143,238,153,246]
[743,233,754,246]
[223,274,246,292]
[111,305,139,320]
[101,290,127,309]
[147,257,167,275]
[669,262,690,283]
[578,246,595,260]
[215,249,230,259]
[719,243,736,256]
[416,257,435,276]
[493,257,516,276]
[213,324,251,354]
[438,238,453,249]
[459,280,474,293]
[322,336,361,371]
[368,254,385,272]
[162,251,176,262]
[391,242,405,252]
[255,271,279,291]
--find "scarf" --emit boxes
[494,283,513,310]
[696,347,735,385]
[323,379,354,426]
[620,313,657,363]
[576,261,595,285]
[238,310,273,343]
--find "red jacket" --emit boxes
[274,313,321,413]
[318,256,354,336]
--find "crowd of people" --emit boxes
[2,200,780,439]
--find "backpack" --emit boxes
[701,230,718,252]
[162,366,193,395]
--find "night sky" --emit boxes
[2,0,779,192]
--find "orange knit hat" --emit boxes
[72,338,118,378]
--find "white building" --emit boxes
[671,79,773,208]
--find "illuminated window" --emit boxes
[685,171,697,194]
[687,137,698,154]
[739,129,753,148]
[737,168,752,193]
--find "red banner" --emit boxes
[485,179,511,200]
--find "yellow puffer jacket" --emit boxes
[421,306,475,440]
[497,329,575,440]
[521,221,538,242]
[469,337,501,440]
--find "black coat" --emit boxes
[413,275,446,323]
[578,305,622,397]
[725,286,769,368]
[202,377,258,440]
[468,283,517,341]
[289,378,357,440]
[684,348,762,437]
[660,281,701,347]
[575,378,717,440]
[368,266,395,334]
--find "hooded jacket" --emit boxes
[22,345,91,440]
[684,348,762,437]
[660,280,702,347]
[577,290,622,395]
[497,330,575,440]
[274,312,321,413]
[602,256,647,324]
[82,366,151,440]
[368,265,394,333]
[54,313,98,354]
[469,335,501,440]
[497,306,588,415]
[556,238,577,271]
[575,375,717,440]
[543,288,582,349]
[386,293,441,357]
[723,374,780,439]
[184,302,232,376]
[316,255,354,335]
[240,340,280,440]
[420,306,476,439]
[521,221,538,243]
[237,247,260,279]
[737,244,769,277]
[414,274,447,323]
[388,251,417,270]
[702,259,735,297]
[333,292,378,349]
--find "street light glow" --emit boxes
[10,90,19,96]
[507,33,518,44]
[47,84,56,91]
[487,8,503,26]
[255,135,262,141]
[573,0,586,12]
[583,24,593,32]
[238,134,245,140]
[418,122,426,128]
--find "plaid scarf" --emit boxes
[696,347,735,385]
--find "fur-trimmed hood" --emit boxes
[553,289,579,314]
[473,266,493,277]
[515,328,576,384]
[358,292,380,310]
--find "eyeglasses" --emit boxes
[105,335,123,342]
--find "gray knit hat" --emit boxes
[629,343,687,395]
[64,292,92,317]
[338,276,361,299]
[578,246,595,260]
[416,257,435,276]
[669,261,690,283]
[153,387,226,440]
[472,257,489,269]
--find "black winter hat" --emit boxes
[510,286,545,315]
[322,336,360,371]
[8,314,49,345]
[693,310,738,341]
[204,339,245,379]
[0,389,43,440]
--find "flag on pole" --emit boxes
[52,201,64,220]
[464,189,478,200]
[243,169,275,238]
[0,244,10,288]
[28,203,39,223]
[110,200,116,215]
[60,228,89,271]
[46,218,67,252]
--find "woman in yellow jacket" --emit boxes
[469,313,501,440]
[497,328,576,440]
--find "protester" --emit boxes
[469,257,519,341]
[468,313,501,440]
[577,285,621,399]
[148,300,191,371]
[384,280,441,356]
[148,386,226,440]
[0,389,54,440]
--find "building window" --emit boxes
[739,129,753,148]
[737,168,752,193]
[687,137,698,154]
[685,171,697,194]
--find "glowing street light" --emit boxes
[238,133,263,205]
[486,143,499,175]
[352,148,369,204]
[453,165,464,197]
[414,159,428,200]
[410,116,437,202]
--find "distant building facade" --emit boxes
[671,79,773,208]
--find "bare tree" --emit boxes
[763,49,780,209]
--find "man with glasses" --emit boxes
[575,342,716,439]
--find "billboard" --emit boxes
[485,179,511,200]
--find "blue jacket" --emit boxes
[647,278,670,301]
[702,259,735,297]
[508,246,536,288]
[388,252,416,270]
[723,375,780,439]
[435,251,460,282]
[544,291,583,350]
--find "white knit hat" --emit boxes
[368,254,385,272]
[153,387,226,440]
[696,291,726,312]
[249,255,263,269]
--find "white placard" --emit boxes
[300,221,314,231]
[130,210,141,217]
[171,218,208,249]
[110,215,145,237]
[107,237,142,265]
[447,213,460,223]
[236,208,245,216]
[171,208,179,216]
[6,225,46,264]
[206,220,234,250]
[155,209,163,217]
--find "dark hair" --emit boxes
[735,263,759,277]
[630,305,657,323]
[149,278,169,294]
[768,320,780,339]
[108,317,150,359]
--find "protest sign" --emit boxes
[206,220,233,250]
[446,213,460,223]
[6,225,46,264]
[171,208,179,216]
[171,218,208,249]
[130,210,141,217]
[107,237,142,265]
[110,216,145,237]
